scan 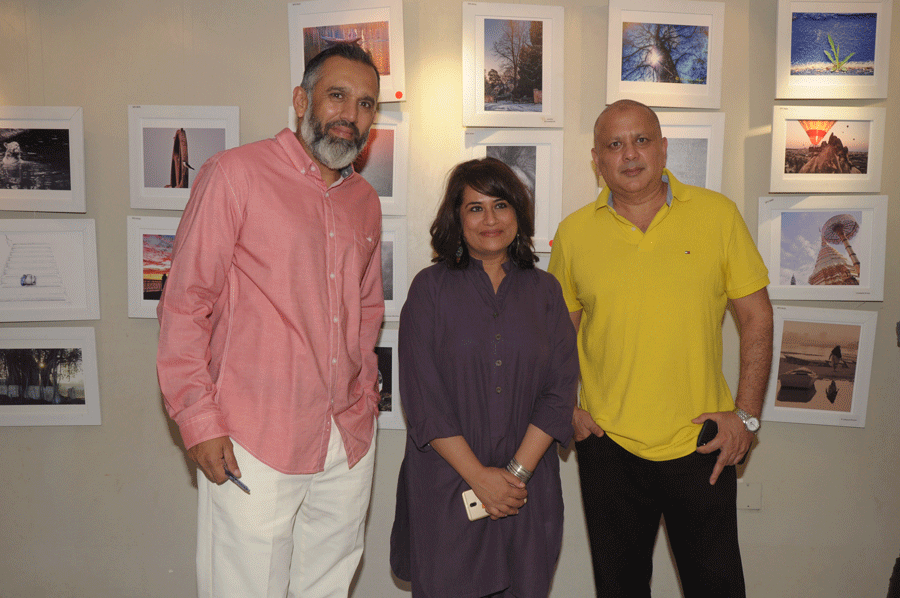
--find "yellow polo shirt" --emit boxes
[548,171,769,461]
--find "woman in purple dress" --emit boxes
[390,158,578,597]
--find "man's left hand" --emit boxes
[692,411,754,485]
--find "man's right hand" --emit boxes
[188,436,240,484]
[572,406,604,442]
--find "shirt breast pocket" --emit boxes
[352,230,379,281]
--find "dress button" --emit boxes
[495,334,501,340]
[493,312,499,318]
[495,360,502,366]
[496,387,502,394]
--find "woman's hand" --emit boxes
[469,466,527,520]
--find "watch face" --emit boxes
[746,418,760,432]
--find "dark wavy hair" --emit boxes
[301,43,380,94]
[430,157,537,270]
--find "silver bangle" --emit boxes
[506,457,533,484]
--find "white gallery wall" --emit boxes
[1,0,898,596]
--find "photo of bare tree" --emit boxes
[483,19,543,111]
[621,22,709,84]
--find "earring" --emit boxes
[455,242,464,261]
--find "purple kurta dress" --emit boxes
[390,260,578,598]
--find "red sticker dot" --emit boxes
[395,91,403,99]
[548,240,553,247]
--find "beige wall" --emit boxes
[1,0,898,596]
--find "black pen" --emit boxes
[223,466,251,494]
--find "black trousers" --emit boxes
[575,434,746,598]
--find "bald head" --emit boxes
[590,99,668,202]
[594,100,662,148]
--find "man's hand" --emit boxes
[693,411,754,485]
[573,406,605,442]
[188,436,239,484]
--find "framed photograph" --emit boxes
[763,305,877,428]
[606,0,725,109]
[463,128,563,252]
[375,326,404,429]
[775,0,893,99]
[0,106,85,213]
[0,327,101,426]
[658,111,725,192]
[758,195,887,301]
[127,216,180,318]
[128,105,239,210]
[381,216,407,321]
[289,0,406,103]
[0,219,100,322]
[770,105,885,193]
[462,2,565,128]
[354,108,408,215]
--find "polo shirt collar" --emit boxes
[599,171,674,212]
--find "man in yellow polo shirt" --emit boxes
[548,99,773,597]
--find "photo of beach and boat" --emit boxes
[774,318,860,412]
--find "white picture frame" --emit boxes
[289,0,406,103]
[0,106,86,213]
[355,108,408,215]
[770,105,885,193]
[775,0,893,99]
[375,326,404,429]
[658,111,725,192]
[128,105,239,210]
[0,326,101,426]
[381,216,407,321]
[127,216,181,318]
[607,0,725,109]
[763,305,877,428]
[0,218,100,322]
[758,195,887,301]
[462,2,565,128]
[463,128,563,252]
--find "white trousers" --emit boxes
[196,424,376,598]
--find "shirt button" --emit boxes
[631,226,636,231]
[332,358,337,364]
[495,360,502,366]
[333,316,338,323]
[325,192,330,198]
[330,272,335,279]
[496,387,502,394]
[330,231,335,238]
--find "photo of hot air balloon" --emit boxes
[774,1,892,99]
[757,195,887,301]
[783,119,869,175]
[769,106,885,193]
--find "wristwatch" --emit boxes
[734,408,760,433]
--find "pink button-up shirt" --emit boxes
[157,129,384,474]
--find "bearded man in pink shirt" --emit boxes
[157,43,384,598]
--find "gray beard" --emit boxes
[299,104,369,171]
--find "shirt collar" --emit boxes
[275,128,355,185]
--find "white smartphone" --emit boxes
[462,489,489,521]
